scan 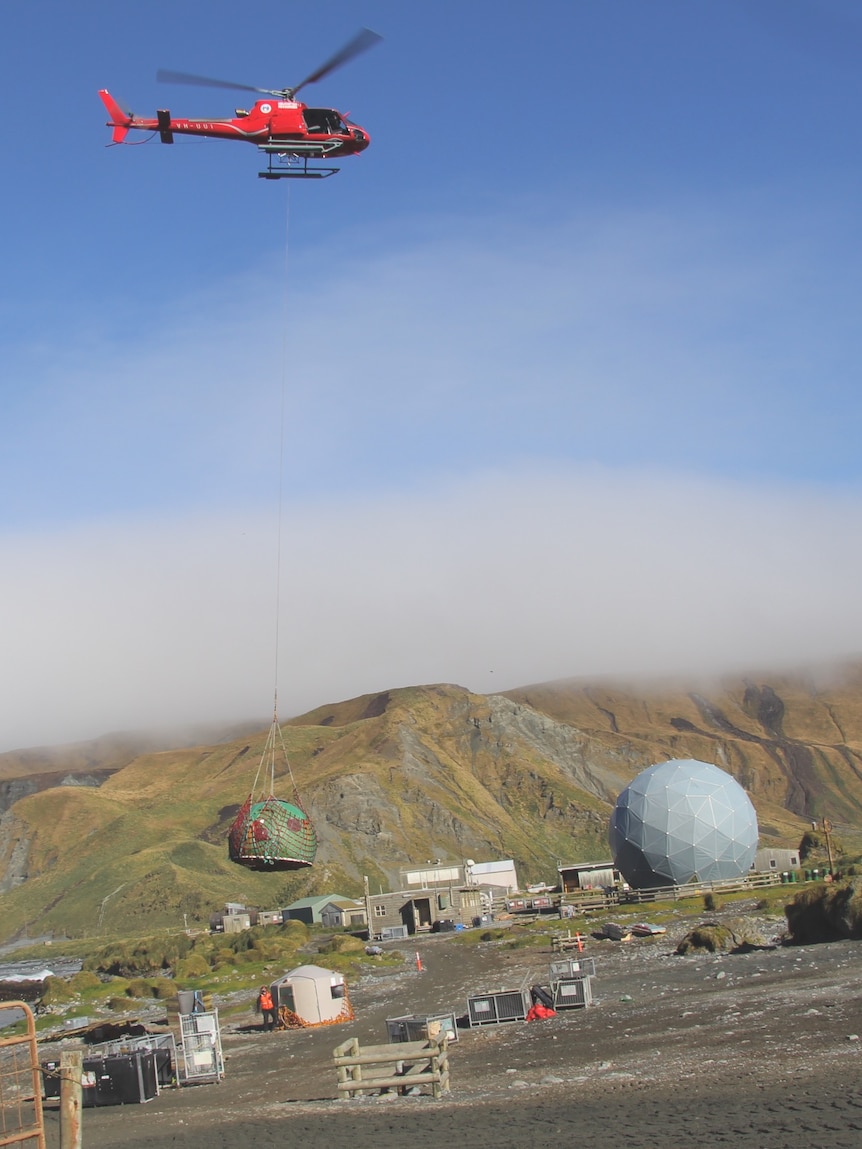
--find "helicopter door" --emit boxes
[303,108,345,135]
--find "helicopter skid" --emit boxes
[258,150,341,180]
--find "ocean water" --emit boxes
[0,957,82,981]
[0,956,83,1029]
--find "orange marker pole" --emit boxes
[415,951,423,971]
[576,932,584,952]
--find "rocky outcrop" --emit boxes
[0,811,29,893]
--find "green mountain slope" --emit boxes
[1,668,860,943]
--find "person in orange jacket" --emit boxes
[258,985,276,1032]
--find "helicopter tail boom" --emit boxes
[98,90,133,143]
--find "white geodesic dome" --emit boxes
[608,759,759,889]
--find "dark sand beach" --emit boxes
[41,905,862,1148]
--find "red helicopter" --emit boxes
[99,28,380,179]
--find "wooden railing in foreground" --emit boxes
[333,1037,450,1099]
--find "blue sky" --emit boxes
[3,0,862,751]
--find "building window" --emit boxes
[374,904,387,917]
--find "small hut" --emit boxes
[269,964,353,1029]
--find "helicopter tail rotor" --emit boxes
[99,89,134,143]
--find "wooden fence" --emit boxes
[550,929,587,953]
[559,871,785,914]
[618,871,784,904]
[332,1037,449,1099]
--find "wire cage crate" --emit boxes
[385,1012,459,1044]
[550,975,593,1010]
[549,956,597,981]
[467,989,531,1027]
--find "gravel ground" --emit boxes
[40,902,862,1148]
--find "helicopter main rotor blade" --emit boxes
[291,27,382,98]
[156,69,277,97]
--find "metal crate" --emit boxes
[551,975,593,1010]
[549,956,596,981]
[467,989,531,1026]
[380,925,409,941]
[385,1012,459,1044]
[90,1032,176,1090]
[79,1052,158,1106]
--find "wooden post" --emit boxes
[430,1041,441,1099]
[59,1049,83,1149]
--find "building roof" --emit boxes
[285,894,354,911]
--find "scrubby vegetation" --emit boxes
[318,933,366,955]
[785,878,862,943]
[43,918,398,1017]
[81,922,309,981]
[676,915,772,954]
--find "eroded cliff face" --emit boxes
[299,686,636,877]
[0,777,40,816]
[505,667,862,825]
[0,811,29,893]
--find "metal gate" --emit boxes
[0,1001,46,1149]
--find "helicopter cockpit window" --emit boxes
[303,109,347,135]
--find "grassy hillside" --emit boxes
[4,667,861,944]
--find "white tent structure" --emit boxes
[269,964,352,1027]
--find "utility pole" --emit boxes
[363,875,372,940]
[820,818,835,877]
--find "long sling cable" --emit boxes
[227,184,316,870]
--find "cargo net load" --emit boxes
[228,716,317,871]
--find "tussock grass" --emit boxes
[785,878,862,943]
[318,934,366,955]
[676,924,733,954]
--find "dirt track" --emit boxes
[41,905,862,1148]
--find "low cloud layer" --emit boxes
[5,193,862,751]
[2,465,860,751]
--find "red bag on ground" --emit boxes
[526,1003,557,1021]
